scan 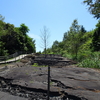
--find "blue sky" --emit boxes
[0,0,98,52]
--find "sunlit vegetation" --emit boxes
[0,14,36,56]
[0,13,100,69]
[32,63,48,67]
[42,19,100,69]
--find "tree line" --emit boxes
[0,15,36,56]
[45,19,100,58]
[41,19,100,68]
[41,0,100,68]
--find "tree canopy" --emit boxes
[0,15,36,56]
[83,0,100,19]
[92,20,100,51]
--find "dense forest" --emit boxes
[0,15,36,56]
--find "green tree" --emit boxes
[83,0,100,19]
[0,15,36,55]
[63,32,68,41]
[26,36,36,53]
[19,23,30,53]
[19,23,29,35]
[63,19,86,59]
[52,40,59,54]
[92,20,100,51]
[67,20,80,58]
[0,41,8,56]
[80,25,87,33]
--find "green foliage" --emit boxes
[45,48,53,54]
[44,19,88,60]
[32,63,38,67]
[44,19,100,69]
[78,52,100,68]
[19,23,30,35]
[0,41,8,56]
[92,20,100,51]
[83,0,100,19]
[62,19,86,60]
[77,50,92,62]
[62,52,73,59]
[32,63,48,67]
[36,51,42,54]
[0,14,36,56]
[51,40,65,55]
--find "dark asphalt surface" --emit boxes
[0,91,28,100]
[0,56,100,100]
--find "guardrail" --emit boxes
[0,51,23,61]
[0,53,62,64]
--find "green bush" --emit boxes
[77,50,92,62]
[78,52,100,68]
[32,63,38,67]
[63,52,73,59]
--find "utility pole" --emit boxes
[47,65,50,100]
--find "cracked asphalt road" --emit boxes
[0,64,100,100]
[0,91,27,100]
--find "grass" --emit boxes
[78,59,100,68]
[30,81,34,83]
[26,72,29,75]
[78,52,100,69]
[50,81,53,85]
[32,63,48,67]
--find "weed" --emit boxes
[32,63,48,67]
[30,81,34,83]
[26,72,29,75]
[32,63,38,67]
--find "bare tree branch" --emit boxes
[40,26,50,56]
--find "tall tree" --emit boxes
[19,23,30,53]
[92,20,100,51]
[83,0,100,19]
[63,32,68,41]
[64,19,81,59]
[80,25,87,33]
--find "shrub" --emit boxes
[78,52,100,68]
[32,63,38,67]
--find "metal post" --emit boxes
[47,65,50,100]
[5,56,7,65]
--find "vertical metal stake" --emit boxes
[47,65,50,100]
